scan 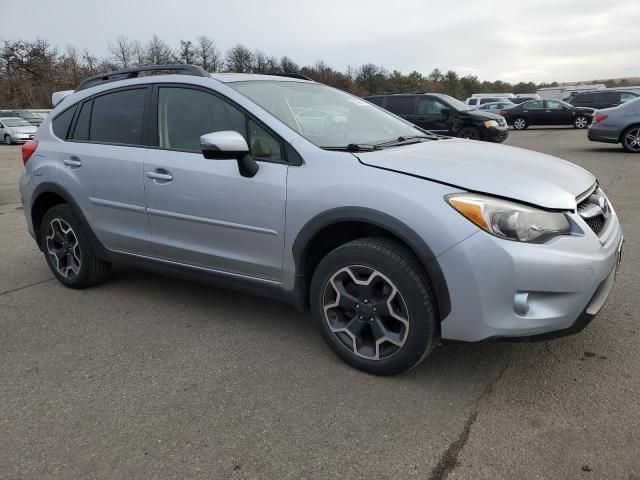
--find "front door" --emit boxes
[415,96,450,133]
[544,100,574,125]
[143,85,287,281]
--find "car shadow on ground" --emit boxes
[102,267,556,383]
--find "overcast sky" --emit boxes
[5,0,639,83]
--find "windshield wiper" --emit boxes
[373,135,435,147]
[321,143,382,152]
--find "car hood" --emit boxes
[356,139,595,210]
[9,125,37,133]
[465,109,504,121]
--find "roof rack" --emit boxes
[263,72,313,81]
[76,64,209,91]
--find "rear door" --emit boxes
[58,87,152,255]
[384,95,418,124]
[142,85,287,281]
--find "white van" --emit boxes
[465,93,515,108]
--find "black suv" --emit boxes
[568,91,638,110]
[365,93,509,143]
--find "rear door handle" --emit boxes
[63,157,82,168]
[146,170,173,182]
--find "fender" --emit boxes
[291,207,451,320]
[31,182,110,258]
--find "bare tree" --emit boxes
[178,40,196,64]
[225,44,253,73]
[145,34,174,65]
[252,50,268,73]
[108,35,134,68]
[280,56,299,74]
[195,36,222,72]
[131,40,145,66]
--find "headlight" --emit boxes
[446,193,571,243]
[483,120,499,128]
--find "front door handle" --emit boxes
[63,157,82,167]
[146,170,173,182]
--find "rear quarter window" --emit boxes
[385,96,416,115]
[52,106,76,140]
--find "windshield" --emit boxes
[229,81,427,148]
[2,118,32,127]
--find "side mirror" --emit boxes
[200,131,259,178]
[441,108,451,117]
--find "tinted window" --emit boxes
[467,98,478,105]
[72,101,91,141]
[573,94,594,104]
[367,97,384,107]
[52,106,76,139]
[480,98,499,104]
[248,119,282,162]
[418,97,448,114]
[525,100,543,109]
[158,87,246,152]
[90,89,146,145]
[385,96,416,115]
[598,92,619,104]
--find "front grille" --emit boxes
[576,186,610,236]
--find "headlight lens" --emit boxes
[446,193,571,243]
[483,120,499,128]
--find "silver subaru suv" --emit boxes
[19,65,623,375]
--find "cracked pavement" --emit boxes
[1,128,639,479]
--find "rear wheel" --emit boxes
[621,126,640,153]
[40,204,112,288]
[310,238,438,376]
[4,135,12,145]
[512,117,528,130]
[456,126,482,140]
[573,115,589,129]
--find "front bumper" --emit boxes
[438,211,623,342]
[482,125,509,143]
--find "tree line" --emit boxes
[0,35,630,108]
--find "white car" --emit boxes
[0,117,38,144]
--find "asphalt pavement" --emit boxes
[1,128,638,479]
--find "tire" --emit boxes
[40,204,112,289]
[621,125,640,153]
[4,135,12,145]
[573,115,589,129]
[456,126,482,140]
[310,237,438,376]
[512,117,528,130]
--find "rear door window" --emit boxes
[71,101,92,141]
[525,100,543,109]
[89,88,147,146]
[574,94,594,105]
[385,96,416,115]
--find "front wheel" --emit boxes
[4,135,12,145]
[310,238,438,376]
[456,126,482,140]
[574,115,589,129]
[512,117,528,130]
[621,126,640,153]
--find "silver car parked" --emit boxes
[19,65,623,375]
[0,117,38,144]
[588,97,640,153]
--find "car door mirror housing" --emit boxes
[200,131,259,178]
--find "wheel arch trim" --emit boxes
[291,206,451,320]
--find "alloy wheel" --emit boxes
[46,218,82,278]
[322,265,409,360]
[575,116,588,129]
[624,127,640,152]
[513,118,526,130]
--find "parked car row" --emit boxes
[499,99,594,130]
[365,93,509,143]
[0,109,50,127]
[0,117,38,144]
